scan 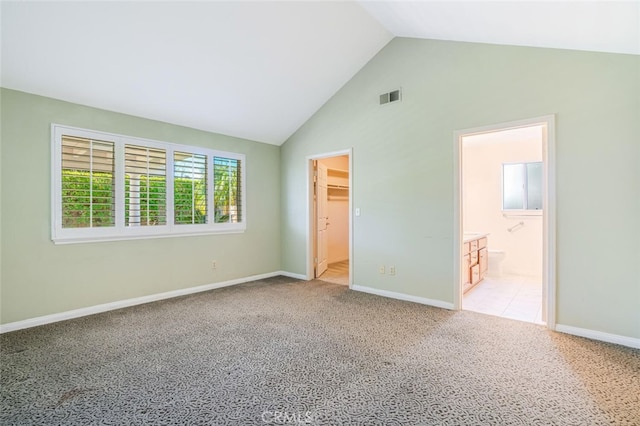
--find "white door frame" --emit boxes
[306,149,353,287]
[453,116,556,329]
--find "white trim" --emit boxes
[0,271,299,334]
[453,127,463,312]
[555,324,640,349]
[351,285,455,310]
[453,115,556,330]
[348,153,353,289]
[306,149,353,287]
[306,158,314,281]
[543,117,557,328]
[278,271,307,280]
[52,228,245,245]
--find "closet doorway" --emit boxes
[307,150,352,287]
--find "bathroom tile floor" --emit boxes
[463,275,544,324]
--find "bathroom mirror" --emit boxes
[502,162,543,211]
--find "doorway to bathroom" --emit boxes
[307,150,352,287]
[454,117,556,328]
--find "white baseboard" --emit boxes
[555,324,640,349]
[6,273,637,350]
[351,285,454,310]
[0,271,302,334]
[278,271,308,280]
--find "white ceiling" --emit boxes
[2,1,638,146]
[0,1,392,145]
[360,1,640,56]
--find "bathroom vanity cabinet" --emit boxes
[462,234,488,294]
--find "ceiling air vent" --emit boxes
[379,89,401,105]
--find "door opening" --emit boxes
[454,116,556,328]
[307,150,352,287]
[316,161,329,277]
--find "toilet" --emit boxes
[487,250,506,277]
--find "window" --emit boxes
[52,124,246,243]
[61,135,115,228]
[214,156,242,223]
[502,162,543,211]
[174,151,208,225]
[125,145,167,227]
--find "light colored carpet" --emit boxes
[1,276,639,425]
[317,260,349,286]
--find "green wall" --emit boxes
[0,89,281,324]
[281,38,640,339]
[2,38,639,342]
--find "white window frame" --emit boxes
[501,161,543,214]
[52,124,246,244]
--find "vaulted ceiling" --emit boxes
[2,1,638,145]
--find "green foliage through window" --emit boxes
[125,145,167,226]
[54,125,246,243]
[174,152,207,224]
[60,135,115,228]
[124,176,167,226]
[61,170,115,228]
[214,157,241,223]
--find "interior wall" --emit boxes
[0,88,282,325]
[463,128,543,278]
[280,37,640,340]
[319,156,349,264]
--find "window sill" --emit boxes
[52,227,246,245]
[502,210,543,218]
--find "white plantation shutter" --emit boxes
[52,124,246,243]
[174,151,208,225]
[213,156,242,223]
[124,145,167,226]
[60,135,115,228]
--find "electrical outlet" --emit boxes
[379,266,385,274]
[389,266,396,276]
[212,260,217,270]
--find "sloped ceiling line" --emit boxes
[2,1,637,145]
